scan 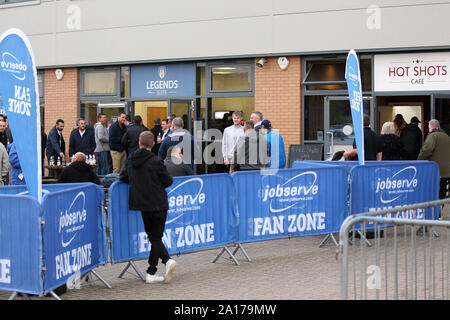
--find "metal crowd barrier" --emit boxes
[339,198,450,300]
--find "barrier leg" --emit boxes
[319,234,339,248]
[90,270,113,289]
[212,246,240,266]
[118,261,146,281]
[8,292,18,300]
[232,243,252,262]
[47,291,62,300]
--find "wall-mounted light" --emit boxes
[278,57,289,70]
[55,69,64,80]
[256,58,267,69]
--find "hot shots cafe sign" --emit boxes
[374,52,450,92]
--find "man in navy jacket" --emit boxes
[46,119,66,173]
[109,112,127,173]
[69,118,96,159]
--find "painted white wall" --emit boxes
[0,0,449,67]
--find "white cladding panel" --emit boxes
[0,0,449,67]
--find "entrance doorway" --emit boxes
[377,96,430,135]
[134,101,168,129]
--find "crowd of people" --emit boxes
[343,114,450,200]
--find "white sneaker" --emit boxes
[164,259,177,283]
[145,273,164,284]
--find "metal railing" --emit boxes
[338,198,450,300]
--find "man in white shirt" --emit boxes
[222,111,244,168]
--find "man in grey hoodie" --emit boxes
[94,113,112,175]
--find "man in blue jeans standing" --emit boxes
[94,113,112,175]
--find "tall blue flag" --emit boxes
[345,49,365,165]
[0,29,41,202]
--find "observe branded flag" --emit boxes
[0,28,41,201]
[345,49,365,165]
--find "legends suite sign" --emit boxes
[374,52,450,92]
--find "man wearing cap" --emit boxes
[400,116,423,160]
[260,120,286,169]
[418,119,450,200]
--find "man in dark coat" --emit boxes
[344,115,382,161]
[150,117,163,155]
[121,115,148,156]
[46,119,66,176]
[164,145,194,177]
[158,117,200,169]
[400,116,423,160]
[120,131,177,284]
[58,152,100,185]
[68,118,96,159]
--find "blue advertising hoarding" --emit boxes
[131,63,195,98]
[0,29,41,201]
[0,194,42,294]
[345,49,364,165]
[109,174,238,263]
[349,161,440,220]
[41,184,106,293]
[232,167,349,243]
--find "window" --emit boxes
[303,59,372,92]
[80,68,119,96]
[37,71,44,125]
[211,65,252,91]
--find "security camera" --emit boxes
[55,69,64,80]
[256,58,267,68]
[278,57,289,70]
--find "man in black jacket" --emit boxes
[120,131,177,284]
[121,115,148,156]
[58,152,100,185]
[400,116,423,160]
[164,145,194,177]
[68,118,96,160]
[46,119,66,177]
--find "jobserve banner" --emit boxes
[109,174,238,263]
[232,167,348,243]
[41,184,106,293]
[345,49,364,165]
[0,29,41,201]
[0,194,42,295]
[349,161,440,220]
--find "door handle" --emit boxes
[327,131,334,155]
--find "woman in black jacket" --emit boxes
[380,121,403,160]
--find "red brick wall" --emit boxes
[254,56,302,160]
[44,68,79,159]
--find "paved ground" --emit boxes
[1,205,448,301]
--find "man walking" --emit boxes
[69,118,96,160]
[222,111,244,170]
[120,131,177,284]
[150,117,163,155]
[94,113,112,175]
[109,112,127,173]
[418,119,450,200]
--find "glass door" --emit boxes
[434,95,450,135]
[169,100,194,133]
[324,96,373,159]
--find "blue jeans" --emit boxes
[96,151,112,175]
